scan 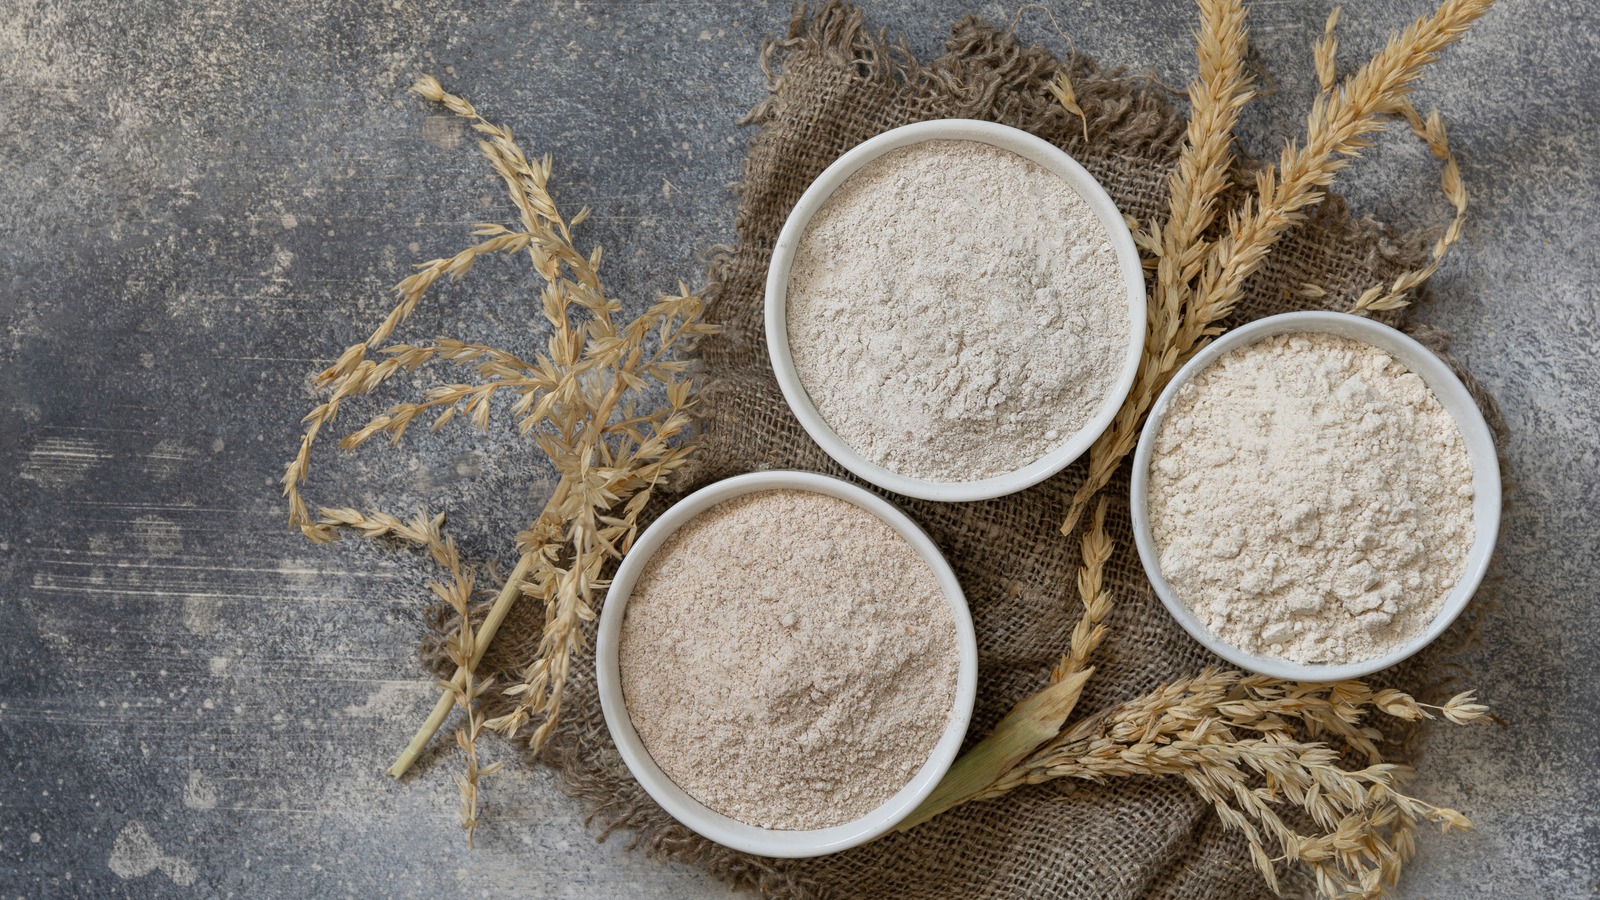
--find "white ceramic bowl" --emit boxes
[594,470,979,858]
[1130,311,1501,681]
[765,119,1147,502]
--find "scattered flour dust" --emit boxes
[1148,333,1476,664]
[619,489,959,830]
[786,139,1129,482]
[109,820,198,887]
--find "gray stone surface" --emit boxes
[1,0,1595,896]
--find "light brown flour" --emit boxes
[618,489,960,830]
[1148,333,1475,664]
[786,139,1128,482]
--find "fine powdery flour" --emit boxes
[1148,333,1476,665]
[786,139,1129,482]
[618,489,960,830]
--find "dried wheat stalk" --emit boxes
[1061,0,1494,534]
[1060,0,1252,534]
[1053,497,1113,682]
[1180,0,1491,350]
[283,77,714,833]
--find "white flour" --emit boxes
[619,489,959,830]
[786,139,1128,482]
[1148,333,1475,665]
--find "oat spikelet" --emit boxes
[283,76,716,801]
[1315,7,1343,94]
[1048,70,1090,143]
[952,671,1488,898]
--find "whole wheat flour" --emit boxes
[1148,332,1475,664]
[786,139,1128,482]
[618,488,960,830]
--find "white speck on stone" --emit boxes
[342,681,427,717]
[182,596,219,635]
[182,772,219,811]
[108,821,198,887]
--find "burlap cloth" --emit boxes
[435,5,1504,898]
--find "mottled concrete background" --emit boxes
[2,0,1596,897]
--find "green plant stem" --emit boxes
[896,668,1093,831]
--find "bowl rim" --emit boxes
[764,118,1147,502]
[593,470,979,858]
[1129,310,1502,681]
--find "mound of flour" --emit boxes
[786,139,1128,482]
[619,489,959,830]
[1148,332,1476,664]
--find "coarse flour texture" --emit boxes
[786,139,1128,482]
[1148,333,1475,665]
[618,489,959,830]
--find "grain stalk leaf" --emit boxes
[897,667,1093,831]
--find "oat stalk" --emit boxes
[386,549,535,780]
[913,671,1488,899]
[1315,7,1343,94]
[432,534,503,849]
[311,507,505,837]
[283,77,715,826]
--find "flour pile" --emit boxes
[786,139,1129,483]
[618,489,960,830]
[1148,333,1475,664]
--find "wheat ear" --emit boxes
[1061,0,1252,533]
